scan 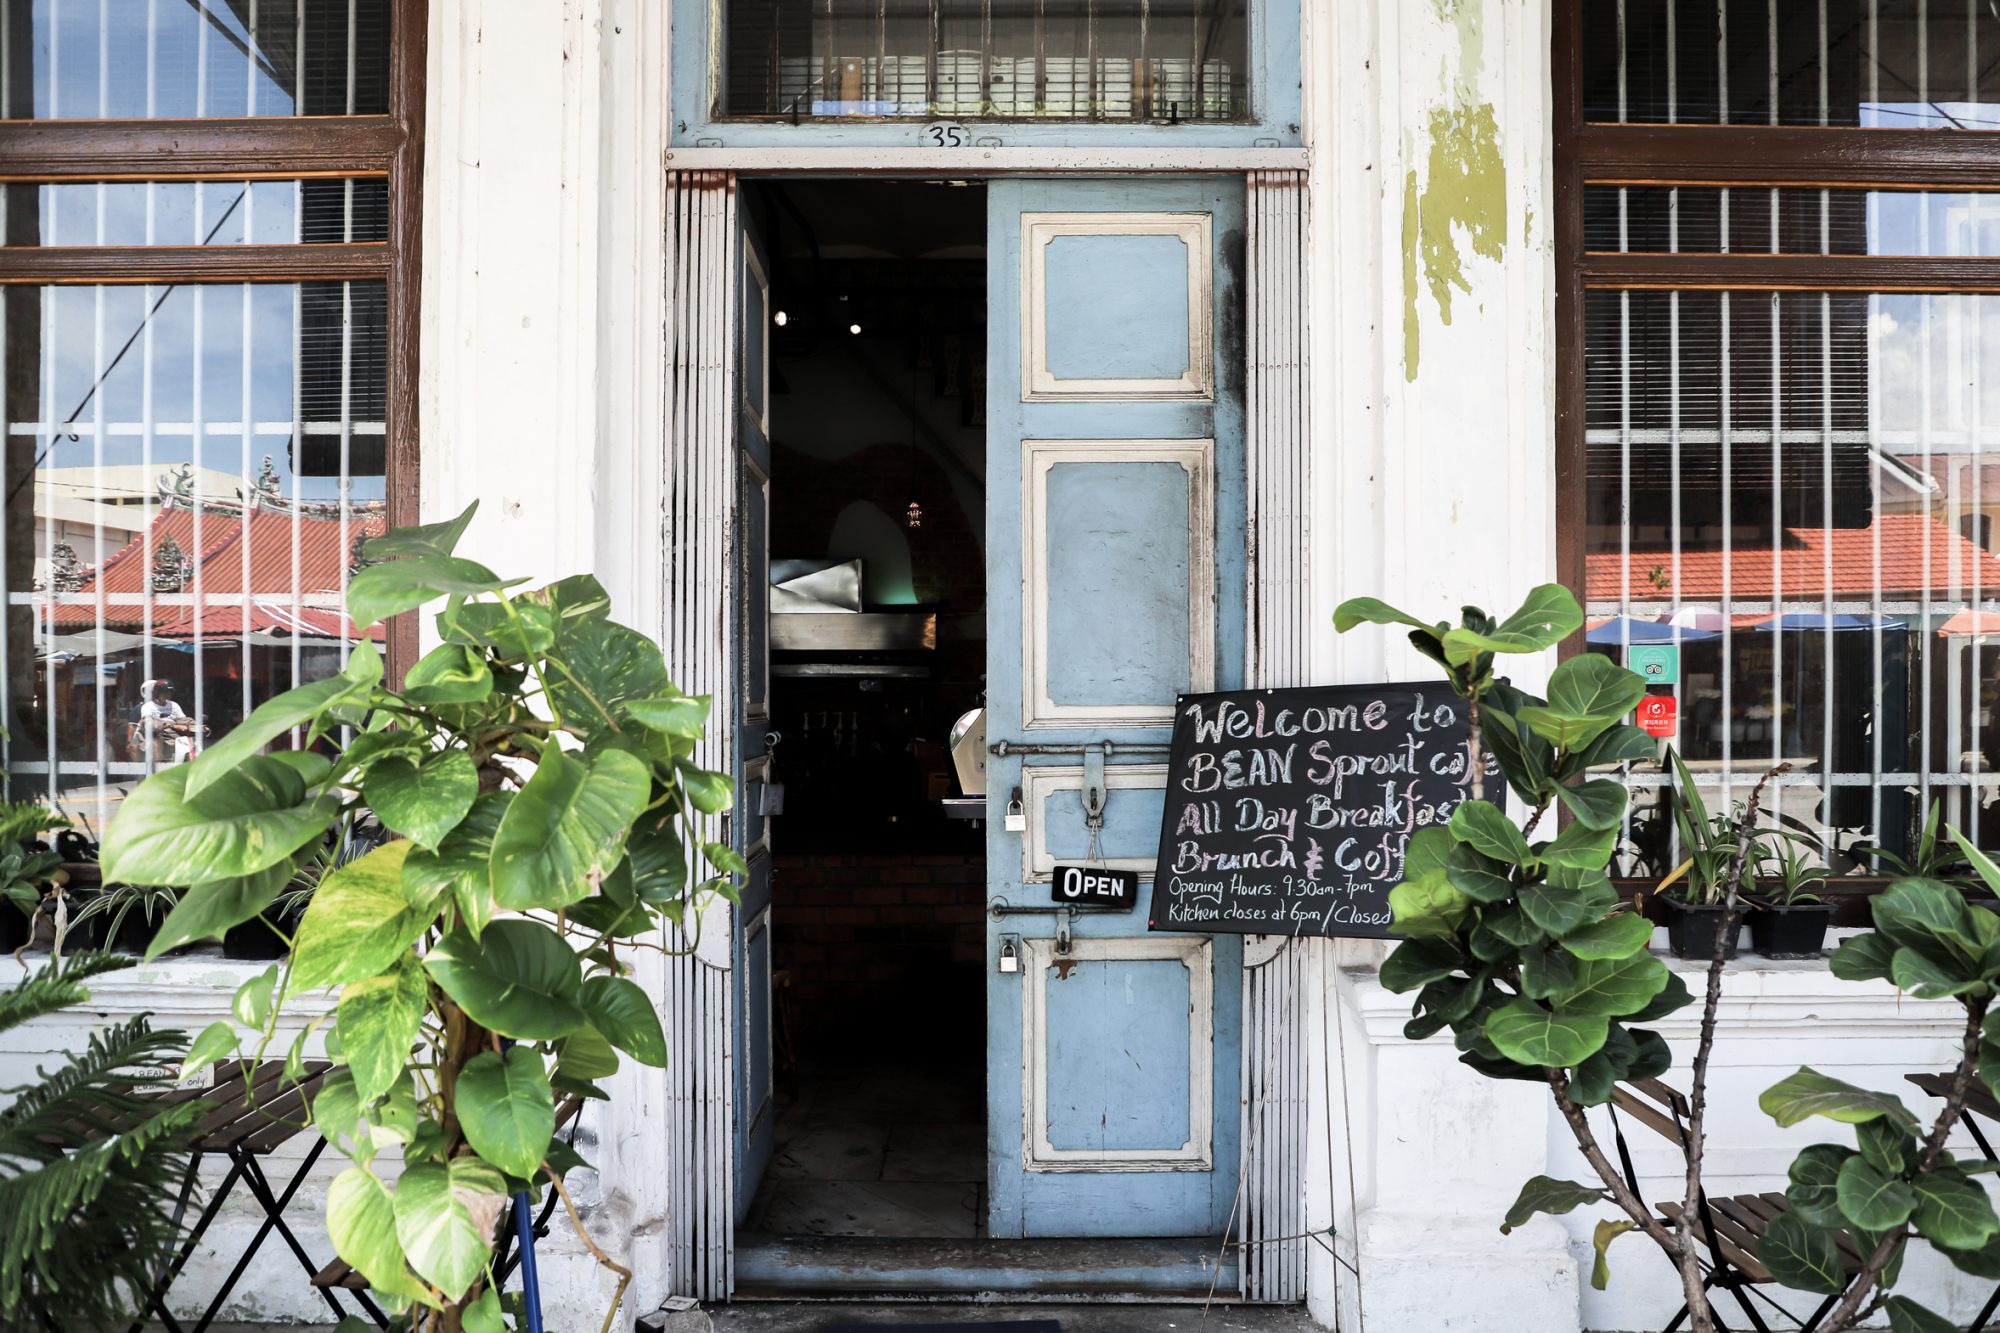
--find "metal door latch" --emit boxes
[1055,906,1073,956]
[1081,745,1107,833]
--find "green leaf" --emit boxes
[180,642,382,798]
[1450,801,1532,864]
[1518,947,1575,1001]
[1935,1233,2000,1280]
[347,554,518,629]
[1444,844,1515,903]
[1484,999,1609,1067]
[1333,596,1442,635]
[1912,1171,2000,1249]
[1499,1175,1607,1233]
[394,1158,506,1300]
[1405,827,1456,880]
[579,974,668,1066]
[1857,1117,1915,1177]
[1556,953,1672,1017]
[1890,943,1985,999]
[1547,654,1649,732]
[146,858,298,958]
[327,1166,430,1305]
[545,617,674,733]
[1829,931,1897,983]
[539,572,614,623]
[290,843,428,995]
[490,748,650,911]
[1388,868,1472,940]
[1886,1296,1960,1333]
[1560,913,1655,960]
[1786,1143,1857,1228]
[1629,971,1694,1022]
[556,1021,621,1083]
[403,791,508,935]
[456,1047,557,1179]
[402,642,495,706]
[1870,878,1982,975]
[463,1288,505,1333]
[1758,1211,1849,1294]
[423,921,586,1040]
[182,1020,239,1079]
[364,499,479,560]
[1542,819,1619,872]
[440,599,557,658]
[1591,1219,1635,1291]
[1565,722,1658,773]
[1438,585,1584,664]
[1380,939,1463,994]
[1518,879,1599,938]
[1554,778,1630,832]
[1760,1068,1921,1133]
[233,964,278,1028]
[678,762,735,815]
[1834,1155,1916,1230]
[1952,825,2000,899]
[102,755,339,884]
[625,694,712,739]
[337,953,429,1103]
[365,750,479,851]
[1517,705,1614,752]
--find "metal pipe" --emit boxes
[987,739,1170,756]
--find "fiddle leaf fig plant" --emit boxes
[99,501,732,1332]
[1339,583,2000,1333]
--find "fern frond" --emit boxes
[0,951,135,1031]
[0,1017,190,1158]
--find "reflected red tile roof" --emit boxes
[48,501,385,640]
[1585,514,2000,601]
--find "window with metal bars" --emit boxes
[1557,0,2000,870]
[0,0,420,829]
[719,0,1249,121]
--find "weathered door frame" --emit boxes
[655,165,1313,1303]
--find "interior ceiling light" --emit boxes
[849,323,863,335]
[773,310,789,326]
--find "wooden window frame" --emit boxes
[1554,0,2000,906]
[0,1,426,672]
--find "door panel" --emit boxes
[732,209,776,1224]
[986,178,1246,1240]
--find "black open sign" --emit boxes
[1050,863,1139,910]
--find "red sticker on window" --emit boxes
[1636,694,1677,737]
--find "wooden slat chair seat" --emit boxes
[1609,1081,1858,1333]
[312,1097,586,1298]
[1907,1072,2000,1333]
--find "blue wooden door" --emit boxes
[985,178,1245,1239]
[733,209,777,1223]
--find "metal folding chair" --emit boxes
[1907,1072,2000,1333]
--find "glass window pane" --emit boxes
[721,0,1249,121]
[0,281,387,827]
[1584,287,2000,867]
[1583,187,2000,258]
[1582,0,2000,130]
[0,0,391,120]
[0,179,389,247]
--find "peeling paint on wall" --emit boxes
[1400,0,1507,382]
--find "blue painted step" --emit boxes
[733,1234,1238,1298]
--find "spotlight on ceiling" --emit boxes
[849,323,863,336]
[773,310,789,327]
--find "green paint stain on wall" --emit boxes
[1400,100,1507,383]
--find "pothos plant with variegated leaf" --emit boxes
[100,502,735,1333]
[1337,583,2000,1333]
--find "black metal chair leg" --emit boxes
[123,1154,202,1333]
[1725,1278,1773,1333]
[1970,1280,2000,1333]
[127,1154,245,1333]
[224,1147,349,1326]
[1797,1292,1842,1333]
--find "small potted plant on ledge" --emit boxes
[1655,751,1750,960]
[1858,798,1992,910]
[1745,830,1831,958]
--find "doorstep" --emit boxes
[733,1235,1237,1299]
[690,1302,1323,1331]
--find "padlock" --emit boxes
[1004,786,1026,833]
[999,935,1021,974]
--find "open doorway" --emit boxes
[746,180,990,1242]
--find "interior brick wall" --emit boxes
[771,851,987,1056]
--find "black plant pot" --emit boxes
[109,910,160,956]
[223,912,292,960]
[0,904,28,954]
[1748,902,1832,959]
[52,891,108,952]
[1663,898,1742,960]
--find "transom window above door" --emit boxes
[718,0,1250,122]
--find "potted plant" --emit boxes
[1856,798,1989,908]
[101,501,734,1331]
[1745,832,1831,958]
[1654,751,1749,960]
[0,802,73,954]
[74,882,182,955]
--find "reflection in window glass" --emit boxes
[1582,0,2000,130]
[1586,288,2000,869]
[0,282,386,828]
[1584,187,2000,259]
[0,0,392,119]
[721,0,1248,121]
[0,179,390,248]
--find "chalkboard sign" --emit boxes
[1149,684,1491,938]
